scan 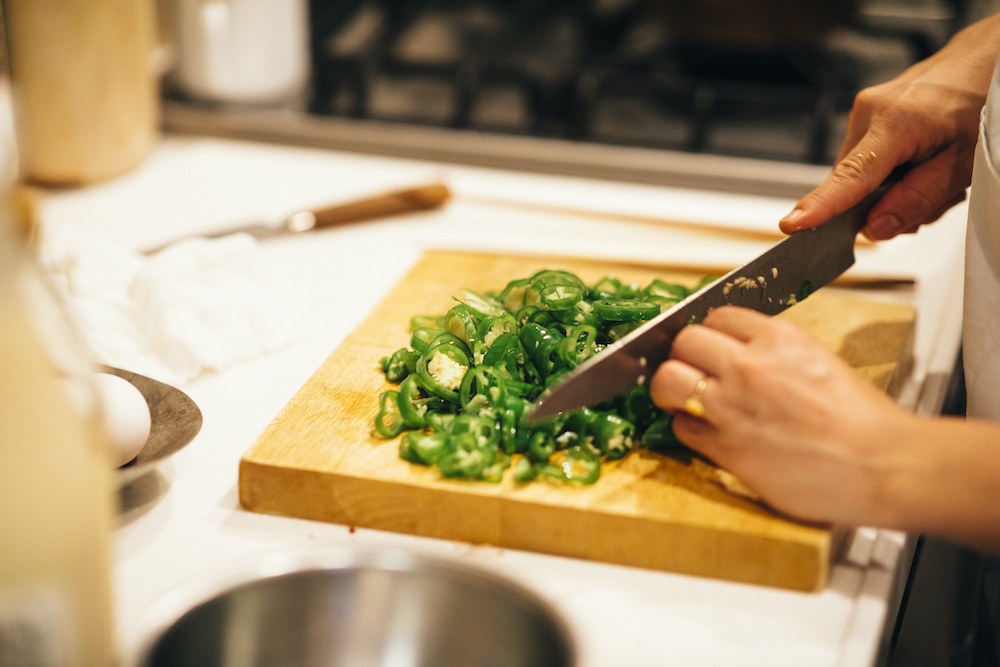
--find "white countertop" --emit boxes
[35,134,967,667]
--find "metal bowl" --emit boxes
[107,366,202,487]
[136,550,574,667]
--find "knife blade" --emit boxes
[526,168,906,423]
[143,183,450,254]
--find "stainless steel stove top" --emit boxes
[162,0,983,198]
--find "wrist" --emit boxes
[863,409,931,531]
[866,415,1000,552]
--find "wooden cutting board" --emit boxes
[239,250,916,591]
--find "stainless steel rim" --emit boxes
[129,547,576,667]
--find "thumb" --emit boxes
[779,141,902,234]
[864,152,971,239]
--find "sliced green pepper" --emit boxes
[424,332,472,358]
[512,455,537,482]
[398,375,446,428]
[404,430,452,465]
[416,342,470,403]
[691,276,719,293]
[459,365,506,414]
[426,411,456,433]
[799,280,814,301]
[539,283,584,311]
[481,452,511,483]
[529,269,587,293]
[558,324,598,368]
[538,446,600,484]
[410,327,444,354]
[563,407,598,439]
[375,390,405,438]
[438,431,496,479]
[592,299,660,322]
[476,314,518,348]
[375,268,704,484]
[591,413,634,460]
[514,305,539,327]
[380,347,418,382]
[499,395,529,454]
[619,384,657,429]
[500,278,531,313]
[589,275,622,300]
[645,278,688,301]
[444,304,479,345]
[398,434,424,464]
[641,413,683,449]
[410,314,445,330]
[454,288,506,318]
[519,323,564,381]
[527,430,556,462]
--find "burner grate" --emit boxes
[306,0,933,164]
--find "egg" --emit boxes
[93,372,151,467]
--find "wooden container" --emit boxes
[4,0,159,185]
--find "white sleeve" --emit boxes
[962,53,1000,420]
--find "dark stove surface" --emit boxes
[305,0,951,165]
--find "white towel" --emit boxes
[39,231,302,386]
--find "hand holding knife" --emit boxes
[526,166,909,423]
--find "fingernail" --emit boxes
[779,208,805,232]
[868,213,902,239]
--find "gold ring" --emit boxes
[684,378,708,419]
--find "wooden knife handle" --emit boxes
[309,184,451,229]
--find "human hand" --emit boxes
[648,307,914,526]
[779,13,1000,240]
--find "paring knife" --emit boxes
[144,183,450,253]
[526,168,907,423]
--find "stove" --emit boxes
[162,0,976,198]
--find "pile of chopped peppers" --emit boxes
[374,269,715,484]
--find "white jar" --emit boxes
[168,0,310,106]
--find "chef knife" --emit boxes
[144,183,450,253]
[526,167,907,423]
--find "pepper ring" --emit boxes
[684,378,709,419]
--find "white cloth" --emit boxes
[39,232,302,386]
[963,54,1000,420]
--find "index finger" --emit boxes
[779,133,905,234]
[701,306,773,342]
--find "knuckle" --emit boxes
[671,324,699,352]
[770,318,805,340]
[830,154,870,183]
[728,354,764,386]
[870,100,914,136]
[702,306,734,327]
[906,183,940,213]
[853,85,882,109]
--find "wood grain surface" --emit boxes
[239,250,916,591]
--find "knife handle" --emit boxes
[287,184,451,231]
[879,163,911,192]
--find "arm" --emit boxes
[780,12,1000,240]
[649,307,1000,554]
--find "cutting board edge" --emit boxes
[239,443,830,543]
[238,456,831,592]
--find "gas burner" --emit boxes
[305,0,940,164]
